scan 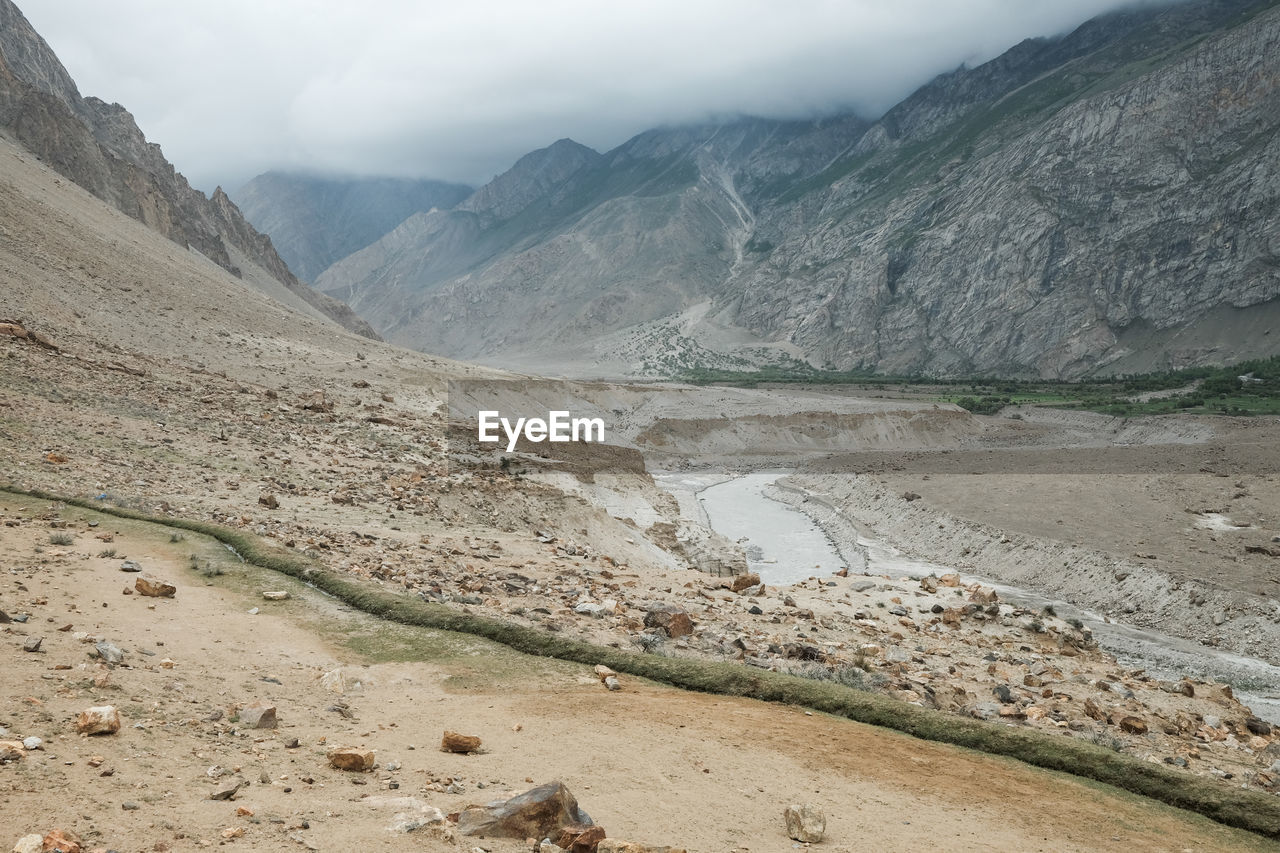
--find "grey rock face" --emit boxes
[315,0,1280,377]
[233,172,472,282]
[0,0,379,340]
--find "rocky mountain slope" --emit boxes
[233,172,472,282]
[5,6,1280,843]
[313,0,1280,377]
[0,0,379,340]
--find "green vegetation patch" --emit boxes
[678,355,1280,417]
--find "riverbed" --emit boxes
[658,469,1280,724]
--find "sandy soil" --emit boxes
[3,495,1274,853]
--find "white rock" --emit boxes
[76,705,121,735]
[784,802,826,843]
[12,834,44,853]
[21,737,41,751]
[319,668,347,693]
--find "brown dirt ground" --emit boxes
[1,495,1276,853]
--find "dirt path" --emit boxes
[1,495,1274,852]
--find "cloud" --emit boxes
[20,0,1165,191]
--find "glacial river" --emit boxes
[659,470,1280,724]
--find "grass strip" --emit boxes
[8,484,1280,839]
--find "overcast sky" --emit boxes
[20,1,1162,193]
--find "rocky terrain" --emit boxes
[8,496,1273,852]
[4,2,1280,849]
[0,0,377,341]
[288,0,1280,378]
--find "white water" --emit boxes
[694,471,847,585]
[680,470,1280,723]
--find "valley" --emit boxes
[4,0,1280,848]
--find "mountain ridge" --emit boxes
[0,0,380,340]
[303,0,1280,377]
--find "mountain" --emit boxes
[0,0,379,340]
[313,0,1280,378]
[232,172,472,282]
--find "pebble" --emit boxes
[22,636,42,652]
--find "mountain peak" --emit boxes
[459,138,602,221]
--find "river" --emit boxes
[657,469,1280,724]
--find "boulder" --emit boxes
[40,830,82,853]
[1119,716,1148,735]
[456,781,591,838]
[75,705,120,735]
[318,668,348,693]
[555,824,607,853]
[329,747,375,771]
[731,572,761,593]
[784,803,826,843]
[11,835,43,853]
[441,731,482,753]
[968,586,998,604]
[1247,717,1273,736]
[262,590,290,601]
[643,605,694,638]
[209,779,243,801]
[238,702,277,729]
[134,576,176,597]
[783,799,824,840]
[93,640,124,665]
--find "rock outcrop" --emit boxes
[456,781,592,838]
